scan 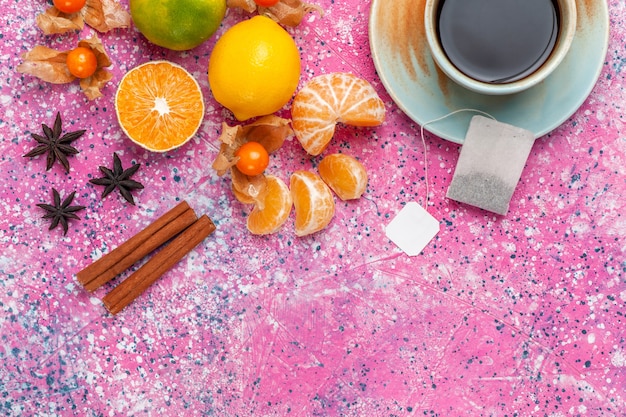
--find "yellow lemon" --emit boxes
[130,0,226,51]
[208,15,301,121]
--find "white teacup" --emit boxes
[424,0,577,95]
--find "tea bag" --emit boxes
[446,116,535,215]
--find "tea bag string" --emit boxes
[419,108,497,211]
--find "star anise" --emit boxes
[37,188,86,235]
[23,112,86,173]
[89,152,144,205]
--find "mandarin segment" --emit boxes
[247,175,293,235]
[318,153,368,200]
[291,72,386,155]
[115,61,204,152]
[290,170,335,237]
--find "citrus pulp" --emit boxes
[318,153,368,200]
[115,61,205,152]
[290,170,335,237]
[247,175,293,235]
[291,72,386,155]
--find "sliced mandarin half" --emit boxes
[290,170,335,237]
[291,72,386,156]
[115,61,204,152]
[247,175,293,235]
[318,153,368,200]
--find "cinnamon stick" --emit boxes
[102,214,216,315]
[77,201,197,291]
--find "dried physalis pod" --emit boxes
[226,0,257,13]
[260,0,323,27]
[36,0,130,35]
[212,115,292,176]
[231,166,269,205]
[82,0,131,32]
[227,0,323,27]
[212,115,293,203]
[36,6,84,34]
[17,35,113,100]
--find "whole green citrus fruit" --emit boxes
[130,0,226,51]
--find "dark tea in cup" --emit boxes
[437,0,559,84]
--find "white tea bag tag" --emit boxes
[385,202,440,256]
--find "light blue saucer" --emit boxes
[369,0,609,144]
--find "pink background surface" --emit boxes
[1,1,625,416]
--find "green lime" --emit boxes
[130,0,226,51]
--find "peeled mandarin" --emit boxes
[290,170,335,237]
[247,175,293,235]
[318,153,368,200]
[291,72,386,155]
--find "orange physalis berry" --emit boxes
[66,47,98,79]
